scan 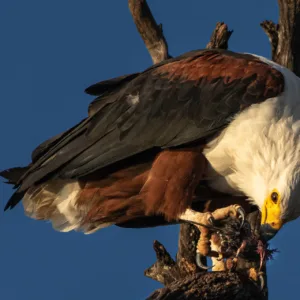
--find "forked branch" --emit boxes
[128,0,170,63]
[206,22,233,49]
[260,20,279,59]
[261,0,300,75]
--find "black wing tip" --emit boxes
[84,84,97,95]
[4,202,11,211]
[84,82,108,96]
[0,168,11,178]
[85,81,111,96]
[3,191,25,211]
[0,167,28,185]
[4,198,14,211]
[4,203,16,211]
[1,169,27,211]
[4,202,18,211]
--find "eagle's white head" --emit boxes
[235,59,300,240]
[234,109,300,239]
[205,57,300,240]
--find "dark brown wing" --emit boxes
[2,49,284,210]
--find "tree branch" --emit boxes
[206,22,233,49]
[147,272,263,300]
[144,240,182,285]
[261,0,300,75]
[128,0,170,64]
[260,20,279,59]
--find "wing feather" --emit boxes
[3,49,285,209]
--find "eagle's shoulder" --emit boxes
[149,49,285,101]
[2,49,287,213]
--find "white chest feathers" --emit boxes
[203,56,300,205]
[203,97,300,204]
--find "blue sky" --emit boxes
[0,1,299,299]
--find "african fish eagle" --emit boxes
[1,49,300,253]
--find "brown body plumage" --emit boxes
[1,49,285,234]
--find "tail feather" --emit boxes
[23,180,84,232]
[4,190,25,211]
[21,180,109,234]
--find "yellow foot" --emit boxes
[179,205,245,270]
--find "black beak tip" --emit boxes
[260,224,279,241]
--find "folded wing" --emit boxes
[2,49,284,210]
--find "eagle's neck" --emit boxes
[204,98,300,209]
[203,56,300,201]
[203,97,278,195]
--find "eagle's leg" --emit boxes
[179,205,245,269]
[179,208,218,269]
[210,234,227,271]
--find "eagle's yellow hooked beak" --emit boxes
[260,190,283,241]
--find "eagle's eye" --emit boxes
[271,191,279,204]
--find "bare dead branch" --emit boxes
[144,240,182,285]
[206,22,233,49]
[144,225,206,285]
[260,20,279,59]
[262,0,300,75]
[146,272,264,300]
[176,223,203,276]
[128,0,170,64]
[276,0,300,72]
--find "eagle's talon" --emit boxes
[196,252,214,270]
[237,206,245,228]
[208,216,215,226]
[259,273,265,291]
